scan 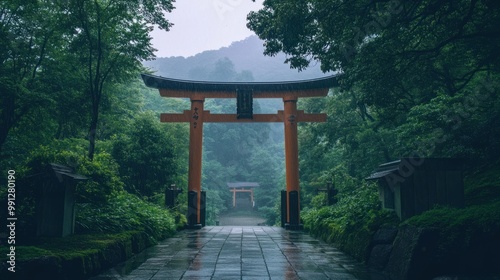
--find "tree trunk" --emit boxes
[88,104,99,161]
[0,95,16,154]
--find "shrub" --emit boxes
[111,113,181,197]
[76,191,178,242]
[5,142,124,239]
[405,201,500,249]
[24,142,124,204]
[205,189,224,226]
[259,204,281,226]
[302,180,399,261]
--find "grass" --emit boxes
[0,231,154,279]
[0,231,142,262]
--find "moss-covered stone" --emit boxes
[0,230,156,280]
[386,225,441,280]
[302,163,500,279]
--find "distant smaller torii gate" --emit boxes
[227,182,259,208]
[142,73,338,229]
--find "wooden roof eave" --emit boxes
[141,73,340,98]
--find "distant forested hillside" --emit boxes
[143,35,330,81]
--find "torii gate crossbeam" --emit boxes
[142,74,339,229]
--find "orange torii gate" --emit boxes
[141,74,339,229]
[227,182,260,208]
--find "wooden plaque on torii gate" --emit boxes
[142,73,339,229]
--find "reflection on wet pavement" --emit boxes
[89,226,389,280]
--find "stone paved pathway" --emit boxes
[90,226,388,280]
[217,211,266,226]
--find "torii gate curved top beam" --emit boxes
[141,73,338,230]
[141,73,340,95]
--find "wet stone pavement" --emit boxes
[90,226,388,280]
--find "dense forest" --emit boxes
[0,0,187,242]
[247,0,500,278]
[0,0,326,237]
[246,0,500,209]
[1,0,500,278]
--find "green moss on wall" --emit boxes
[0,230,156,279]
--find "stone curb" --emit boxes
[1,231,153,280]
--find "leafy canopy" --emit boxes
[248,0,500,122]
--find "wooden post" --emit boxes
[251,189,254,208]
[283,96,301,228]
[187,97,204,227]
[232,188,236,208]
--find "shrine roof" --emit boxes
[365,160,401,180]
[141,73,340,92]
[227,182,260,189]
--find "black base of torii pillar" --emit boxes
[141,73,338,229]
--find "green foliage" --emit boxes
[310,192,328,209]
[0,0,63,152]
[25,141,124,203]
[405,202,500,233]
[2,3,499,270]
[19,138,185,240]
[76,191,178,242]
[259,202,282,226]
[0,246,56,262]
[112,112,183,197]
[60,0,174,159]
[0,230,154,279]
[1,142,124,238]
[77,152,125,202]
[464,161,500,206]
[248,0,500,96]
[302,179,398,261]
[0,0,175,159]
[404,201,500,256]
[189,57,255,82]
[250,1,500,198]
[297,90,393,208]
[0,233,110,262]
[205,189,225,226]
[395,75,500,159]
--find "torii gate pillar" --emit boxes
[187,97,204,228]
[283,96,301,229]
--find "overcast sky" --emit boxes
[150,0,264,58]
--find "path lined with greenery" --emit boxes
[1,1,499,279]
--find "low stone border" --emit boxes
[1,231,153,280]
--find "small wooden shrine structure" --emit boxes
[366,158,464,220]
[37,164,87,237]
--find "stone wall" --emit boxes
[367,225,500,280]
[0,231,153,280]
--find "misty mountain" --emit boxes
[143,35,330,82]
